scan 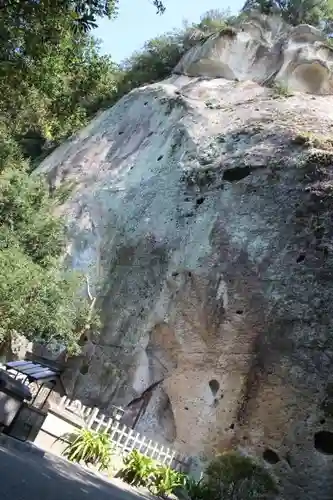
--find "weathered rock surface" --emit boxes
[37,13,333,500]
[176,12,333,94]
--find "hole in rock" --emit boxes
[157,155,163,161]
[315,431,333,454]
[118,130,124,135]
[144,101,148,105]
[236,309,243,315]
[320,418,326,425]
[80,364,89,375]
[223,166,252,182]
[296,254,306,263]
[229,423,235,430]
[147,131,153,137]
[172,271,179,277]
[263,448,280,464]
[184,406,189,410]
[209,379,220,396]
[196,197,205,206]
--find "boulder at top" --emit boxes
[176,12,333,94]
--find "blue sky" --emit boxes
[93,0,245,62]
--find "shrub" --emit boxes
[202,452,278,500]
[63,428,113,471]
[116,450,156,487]
[183,476,213,500]
[117,449,187,497]
[149,465,186,497]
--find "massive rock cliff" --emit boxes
[38,13,333,499]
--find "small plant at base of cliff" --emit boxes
[148,465,186,497]
[63,428,113,471]
[183,476,213,500]
[201,452,278,500]
[270,82,293,98]
[116,450,157,487]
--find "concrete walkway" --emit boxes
[0,435,151,500]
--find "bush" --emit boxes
[183,476,212,500]
[149,465,186,497]
[0,166,96,351]
[201,452,278,500]
[117,449,186,497]
[63,428,113,471]
[116,450,157,487]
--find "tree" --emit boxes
[197,8,238,32]
[116,30,188,96]
[0,166,95,353]
[241,0,333,28]
[0,0,165,32]
[0,3,118,163]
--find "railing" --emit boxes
[58,396,124,423]
[58,396,190,472]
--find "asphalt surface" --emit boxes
[0,442,150,500]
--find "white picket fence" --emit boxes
[59,396,124,423]
[58,396,190,471]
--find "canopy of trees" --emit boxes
[241,0,333,29]
[1,0,332,353]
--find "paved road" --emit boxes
[0,442,149,500]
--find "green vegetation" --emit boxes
[115,449,277,499]
[116,449,157,487]
[241,0,333,29]
[183,476,212,500]
[241,0,333,49]
[63,436,277,499]
[63,428,113,471]
[116,449,186,496]
[149,465,186,497]
[183,452,277,500]
[202,452,277,499]
[0,163,95,352]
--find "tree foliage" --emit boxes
[241,0,333,28]
[0,164,93,352]
[0,5,118,162]
[1,0,165,32]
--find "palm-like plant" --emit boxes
[63,428,113,471]
[116,450,157,487]
[149,465,186,497]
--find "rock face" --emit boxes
[38,13,333,499]
[176,12,333,94]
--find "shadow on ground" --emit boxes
[0,443,152,500]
